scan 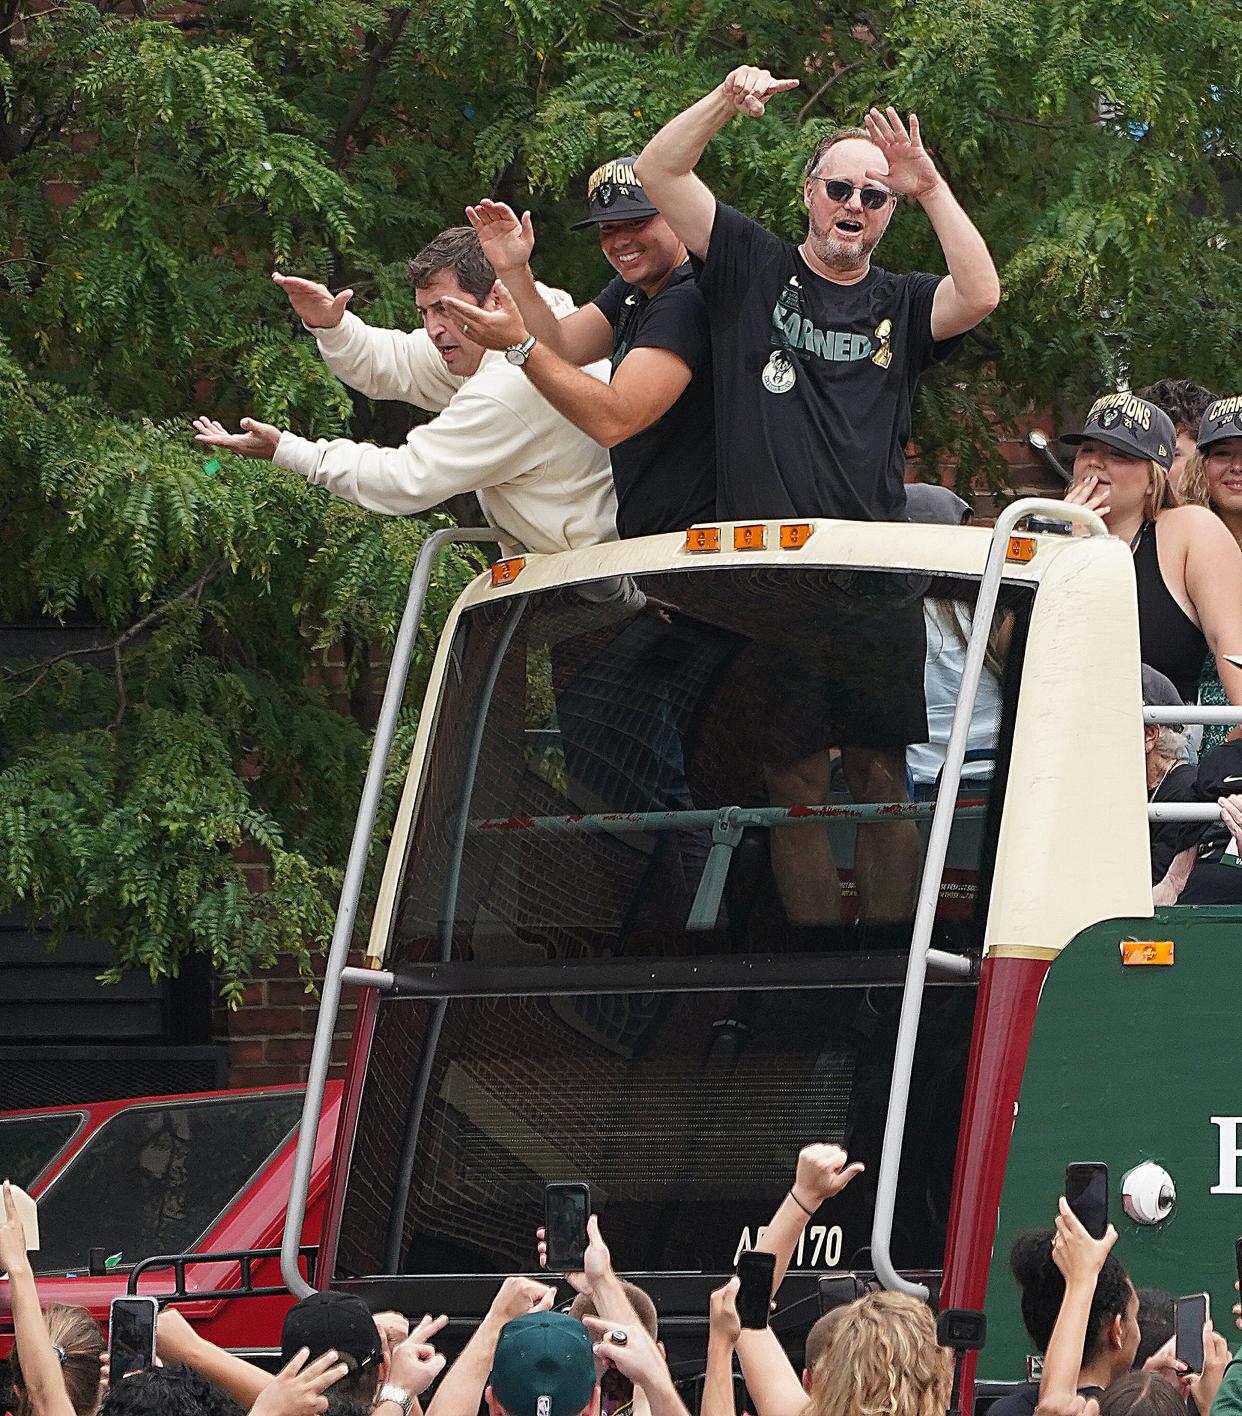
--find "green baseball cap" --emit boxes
[490,1312,598,1416]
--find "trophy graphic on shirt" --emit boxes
[872,318,893,368]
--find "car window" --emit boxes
[31,1093,305,1273]
[0,1113,86,1190]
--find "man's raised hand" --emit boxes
[272,272,354,329]
[488,1275,557,1324]
[464,201,535,276]
[793,1144,865,1213]
[862,108,942,202]
[720,66,799,118]
[388,1334,448,1398]
[441,282,527,353]
[192,416,282,462]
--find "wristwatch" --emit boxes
[377,1385,414,1416]
[505,334,536,365]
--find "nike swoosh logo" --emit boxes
[1224,776,1242,784]
[624,295,638,305]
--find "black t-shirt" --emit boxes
[592,263,716,538]
[692,200,962,522]
[1150,739,1242,884]
[986,1385,1104,1416]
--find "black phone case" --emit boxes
[736,1253,775,1329]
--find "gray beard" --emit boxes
[807,210,881,271]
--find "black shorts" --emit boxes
[753,596,928,763]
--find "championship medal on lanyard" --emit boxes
[764,274,801,394]
[762,350,797,394]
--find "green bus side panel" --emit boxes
[981,909,1242,1383]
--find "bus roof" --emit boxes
[367,518,1151,966]
[456,517,1077,612]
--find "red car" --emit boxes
[0,1083,341,1362]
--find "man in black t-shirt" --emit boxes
[634,69,999,520]
[440,159,716,538]
[633,73,1000,923]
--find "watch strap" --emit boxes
[377,1385,414,1416]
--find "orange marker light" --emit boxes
[685,526,721,553]
[490,556,526,587]
[1121,939,1175,967]
[1006,535,1037,563]
[733,524,767,551]
[780,523,813,549]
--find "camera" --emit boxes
[936,1308,987,1352]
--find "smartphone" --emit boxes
[1234,1237,1242,1302]
[1176,1293,1209,1374]
[544,1183,590,1272]
[1065,1162,1109,1240]
[735,1250,777,1330]
[108,1296,158,1382]
[817,1274,861,1314]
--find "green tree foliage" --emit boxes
[1,0,1238,996]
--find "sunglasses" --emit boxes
[815,179,894,209]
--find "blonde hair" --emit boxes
[1179,450,1211,509]
[803,1292,951,1416]
[11,1305,104,1416]
[1142,460,1180,521]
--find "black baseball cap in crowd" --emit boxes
[1197,395,1242,451]
[571,155,660,230]
[280,1290,382,1368]
[1141,664,1186,732]
[489,1311,597,1416]
[1060,392,1176,471]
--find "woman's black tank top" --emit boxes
[1133,519,1209,701]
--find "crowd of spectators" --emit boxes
[7,1147,1242,1416]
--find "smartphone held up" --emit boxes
[544,1183,590,1272]
[108,1296,158,1382]
[1065,1162,1109,1239]
[735,1250,776,1330]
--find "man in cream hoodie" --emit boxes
[192,227,618,556]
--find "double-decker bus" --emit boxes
[278,502,1241,1407]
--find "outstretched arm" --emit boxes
[0,1183,77,1416]
[464,202,613,366]
[860,108,999,340]
[635,67,799,259]
[734,1145,864,1416]
[426,1278,556,1416]
[441,282,689,448]
[272,272,460,412]
[1039,1199,1118,1402]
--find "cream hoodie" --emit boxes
[272,286,618,556]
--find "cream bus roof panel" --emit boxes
[455,518,1074,614]
[367,520,1147,964]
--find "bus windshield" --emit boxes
[338,563,1032,1282]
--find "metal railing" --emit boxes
[130,1245,317,1302]
[279,528,500,1298]
[868,497,1108,1300]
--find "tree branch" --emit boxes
[6,565,224,701]
[796,61,865,125]
[331,6,410,167]
[985,108,1084,132]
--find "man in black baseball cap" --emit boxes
[444,155,716,541]
[280,1291,384,1408]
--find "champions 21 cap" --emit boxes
[1059,392,1176,471]
[571,156,660,230]
[490,1311,597,1416]
[280,1290,383,1368]
[1197,395,1242,451]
